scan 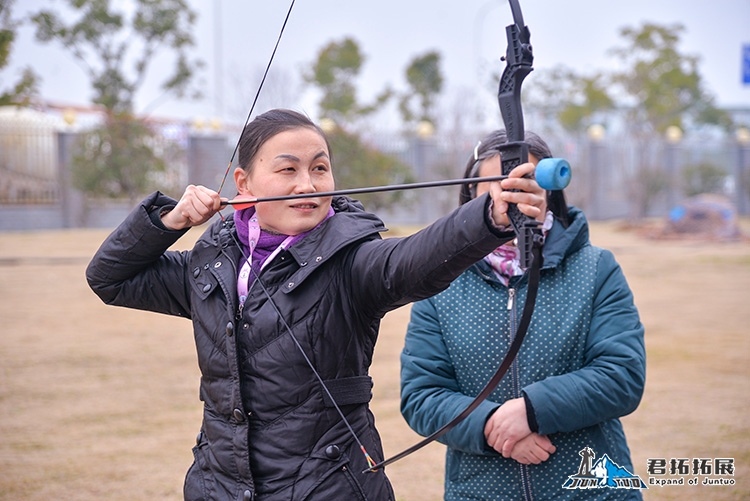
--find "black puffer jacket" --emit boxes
[86,191,511,501]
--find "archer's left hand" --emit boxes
[489,161,547,227]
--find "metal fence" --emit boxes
[0,108,233,230]
[0,108,60,205]
[1,107,748,231]
[373,130,750,223]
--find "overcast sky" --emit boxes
[5,0,750,128]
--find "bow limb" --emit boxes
[497,0,542,270]
[364,244,542,473]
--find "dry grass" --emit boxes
[0,219,748,500]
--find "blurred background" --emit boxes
[1,2,749,500]
[0,0,748,232]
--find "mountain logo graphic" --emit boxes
[562,447,647,490]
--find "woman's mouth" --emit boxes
[290,202,318,210]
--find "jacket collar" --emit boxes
[541,206,589,269]
[282,197,386,292]
[288,197,385,260]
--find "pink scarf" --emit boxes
[484,211,554,286]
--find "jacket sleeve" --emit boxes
[85,191,194,319]
[400,298,501,455]
[350,193,513,319]
[522,249,646,434]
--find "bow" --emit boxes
[363,0,543,472]
[216,0,550,476]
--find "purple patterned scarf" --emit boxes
[234,206,334,276]
[484,210,554,286]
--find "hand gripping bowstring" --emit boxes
[217,0,378,471]
[363,0,543,473]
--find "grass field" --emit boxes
[0,218,748,500]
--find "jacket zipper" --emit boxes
[237,295,245,320]
[230,254,246,320]
[508,286,534,501]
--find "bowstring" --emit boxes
[226,229,377,471]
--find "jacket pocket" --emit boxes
[293,441,395,501]
[190,265,221,301]
[295,457,368,501]
[183,433,215,501]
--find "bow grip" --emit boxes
[497,141,542,270]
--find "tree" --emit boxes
[229,65,300,124]
[610,23,731,136]
[303,38,411,210]
[31,0,203,114]
[526,23,736,219]
[325,124,414,211]
[558,73,614,134]
[682,162,727,197]
[304,37,391,126]
[525,66,615,135]
[399,51,444,128]
[0,0,38,106]
[30,0,204,201]
[609,23,733,218]
[71,114,167,203]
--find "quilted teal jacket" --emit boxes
[401,207,646,500]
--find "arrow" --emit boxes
[222,175,511,210]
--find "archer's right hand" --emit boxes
[161,185,224,230]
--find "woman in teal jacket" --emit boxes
[400,130,646,500]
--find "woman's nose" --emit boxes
[294,170,316,193]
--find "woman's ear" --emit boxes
[234,167,252,196]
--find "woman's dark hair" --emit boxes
[237,109,332,173]
[458,129,569,228]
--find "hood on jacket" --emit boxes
[541,206,589,269]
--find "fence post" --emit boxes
[57,131,85,228]
[587,124,606,220]
[736,128,750,216]
[664,126,684,213]
[187,134,231,190]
